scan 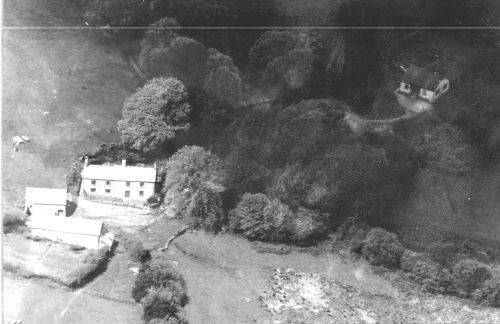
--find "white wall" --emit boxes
[28,204,66,217]
[81,179,155,201]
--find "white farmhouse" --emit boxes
[80,158,157,205]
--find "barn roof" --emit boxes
[25,187,67,206]
[401,64,443,91]
[81,165,156,182]
[29,217,103,236]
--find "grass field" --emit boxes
[4,273,142,324]
[3,233,91,285]
[2,0,139,213]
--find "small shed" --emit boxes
[25,187,68,217]
[28,217,114,250]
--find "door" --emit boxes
[125,191,130,198]
[57,210,64,216]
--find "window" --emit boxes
[90,188,96,193]
[403,83,410,90]
[105,180,111,185]
[105,189,111,193]
[126,181,130,187]
[125,191,130,198]
[139,191,144,197]
[140,182,145,187]
[91,180,96,185]
[57,210,64,216]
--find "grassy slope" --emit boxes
[2,0,139,212]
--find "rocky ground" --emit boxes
[261,268,500,323]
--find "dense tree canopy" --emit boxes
[118,77,191,153]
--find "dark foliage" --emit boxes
[122,236,151,263]
[361,227,404,268]
[132,253,188,305]
[3,213,26,234]
[161,146,225,231]
[452,259,492,297]
[118,77,191,154]
[472,275,500,307]
[400,249,454,293]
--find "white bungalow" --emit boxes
[398,64,450,103]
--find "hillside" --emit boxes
[2,0,139,212]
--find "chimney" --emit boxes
[84,156,89,168]
[122,159,126,167]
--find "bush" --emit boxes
[69,247,110,288]
[70,244,86,251]
[142,286,187,322]
[400,249,453,293]
[132,254,188,304]
[452,259,492,297]
[3,213,26,233]
[122,236,150,263]
[361,228,404,268]
[286,207,329,245]
[472,276,500,307]
[229,193,290,242]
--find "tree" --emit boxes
[161,146,225,230]
[138,21,209,87]
[139,17,181,75]
[203,48,243,106]
[248,30,319,92]
[117,78,191,154]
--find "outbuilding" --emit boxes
[28,217,114,250]
[25,187,68,217]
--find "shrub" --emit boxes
[400,249,453,293]
[229,193,290,242]
[286,207,328,245]
[472,275,500,307]
[452,259,492,297]
[132,254,188,304]
[69,247,110,288]
[122,236,150,263]
[70,244,86,251]
[361,228,404,268]
[3,213,26,233]
[142,286,187,322]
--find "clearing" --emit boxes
[137,219,500,323]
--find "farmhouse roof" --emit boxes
[29,217,104,236]
[81,165,156,182]
[25,187,67,206]
[401,64,442,91]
